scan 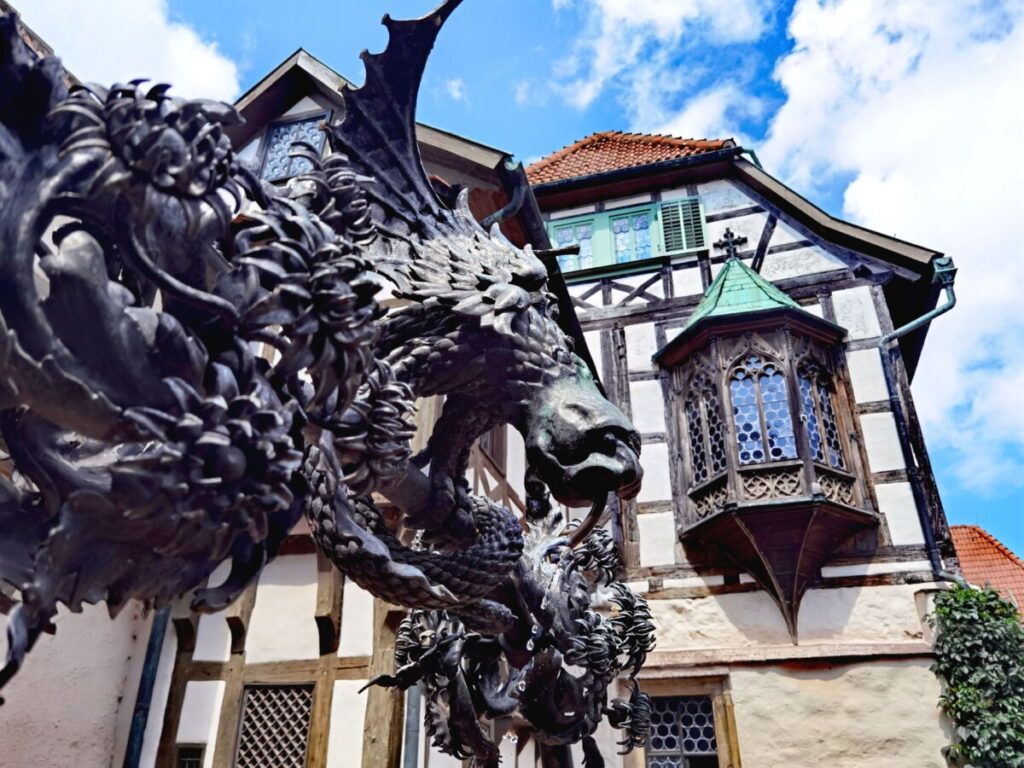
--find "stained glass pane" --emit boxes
[817,379,846,469]
[634,212,651,260]
[705,387,728,476]
[613,216,633,263]
[760,366,797,460]
[685,394,708,485]
[799,374,826,463]
[555,226,579,271]
[261,115,328,181]
[576,223,593,269]
[730,371,763,464]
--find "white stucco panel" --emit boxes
[629,379,666,434]
[847,348,889,403]
[193,562,232,663]
[638,511,678,567]
[506,426,527,503]
[832,286,882,339]
[760,246,845,281]
[339,578,375,658]
[637,441,672,503]
[624,322,657,370]
[874,482,926,546]
[671,262,704,298]
[282,95,324,118]
[859,412,906,472]
[176,681,225,764]
[246,554,320,663]
[693,179,753,214]
[730,661,950,768]
[326,679,368,768]
[583,330,603,372]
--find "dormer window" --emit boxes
[259,112,330,182]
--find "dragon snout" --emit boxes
[561,426,643,504]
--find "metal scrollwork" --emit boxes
[0,2,653,765]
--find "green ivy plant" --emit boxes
[928,582,1024,767]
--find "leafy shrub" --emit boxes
[929,582,1024,767]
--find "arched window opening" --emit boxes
[684,376,728,486]
[798,364,847,470]
[729,355,797,465]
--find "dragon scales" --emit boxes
[0,1,656,765]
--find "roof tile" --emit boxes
[525,131,734,185]
[950,525,1024,608]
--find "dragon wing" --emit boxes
[326,0,549,303]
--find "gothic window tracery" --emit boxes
[683,373,727,486]
[728,354,797,465]
[260,113,330,182]
[797,362,847,470]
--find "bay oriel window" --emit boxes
[655,250,876,640]
[547,196,705,275]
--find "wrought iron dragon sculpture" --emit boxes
[0,1,654,764]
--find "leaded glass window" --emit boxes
[729,355,797,465]
[646,695,719,768]
[798,364,846,470]
[260,113,329,182]
[684,376,728,486]
[611,211,652,263]
[553,220,594,272]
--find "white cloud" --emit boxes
[514,80,532,107]
[445,77,467,102]
[653,82,763,143]
[16,0,239,101]
[552,0,772,112]
[761,0,1024,494]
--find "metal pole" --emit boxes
[122,606,171,768]
[402,683,422,768]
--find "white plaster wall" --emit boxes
[584,329,603,372]
[176,680,225,768]
[705,211,768,257]
[832,286,882,339]
[246,554,320,663]
[638,511,678,567]
[193,561,233,663]
[761,246,845,281]
[693,179,750,214]
[506,425,527,503]
[338,578,375,658]
[624,322,657,370]
[730,660,950,768]
[0,602,147,768]
[550,203,597,220]
[636,441,671,503]
[326,679,368,768]
[282,95,323,118]
[860,412,906,472]
[649,583,932,651]
[671,262,704,297]
[629,379,666,434]
[604,192,652,210]
[847,348,889,403]
[875,482,925,546]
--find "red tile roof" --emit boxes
[951,525,1024,607]
[525,131,735,185]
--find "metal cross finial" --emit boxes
[714,228,748,261]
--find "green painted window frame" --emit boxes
[546,196,706,277]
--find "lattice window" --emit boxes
[646,695,719,768]
[234,684,313,768]
[611,211,652,263]
[177,746,204,768]
[729,355,797,465]
[797,364,846,470]
[684,376,728,486]
[260,113,329,181]
[554,220,594,271]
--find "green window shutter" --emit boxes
[660,197,705,254]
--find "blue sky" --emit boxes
[20,0,1024,556]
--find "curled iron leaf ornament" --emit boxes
[0,2,654,764]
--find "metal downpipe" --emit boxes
[877,256,957,581]
[122,605,171,768]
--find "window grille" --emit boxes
[176,745,204,768]
[234,684,313,768]
[553,220,594,271]
[260,113,330,181]
[661,197,706,254]
[646,695,719,768]
[729,355,797,465]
